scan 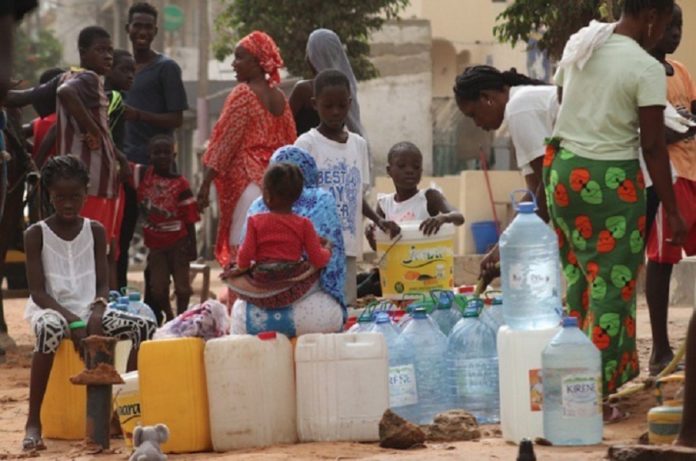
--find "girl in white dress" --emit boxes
[22,156,155,451]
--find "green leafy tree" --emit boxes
[494,0,620,60]
[213,0,409,80]
[13,28,63,84]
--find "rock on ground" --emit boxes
[379,409,426,449]
[608,444,696,461]
[424,409,481,442]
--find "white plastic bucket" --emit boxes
[295,332,389,442]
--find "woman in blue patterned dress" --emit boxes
[230,146,346,336]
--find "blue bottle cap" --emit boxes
[562,316,578,327]
[118,296,129,304]
[412,307,428,319]
[375,312,391,324]
[462,309,479,318]
[516,202,536,213]
[491,297,503,305]
[128,292,141,301]
[114,302,128,312]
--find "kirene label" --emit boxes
[562,374,602,418]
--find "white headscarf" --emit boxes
[307,29,366,137]
[557,21,617,72]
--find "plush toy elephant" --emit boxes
[129,424,169,461]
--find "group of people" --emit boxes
[1,0,696,452]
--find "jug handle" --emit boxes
[120,286,140,296]
[510,189,538,211]
[429,289,454,306]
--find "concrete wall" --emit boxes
[402,0,526,96]
[674,1,696,76]
[361,20,433,175]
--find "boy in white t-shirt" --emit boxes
[366,141,464,249]
[295,69,392,306]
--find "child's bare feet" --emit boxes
[22,425,46,452]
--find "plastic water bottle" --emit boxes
[348,312,375,333]
[430,290,461,336]
[447,308,499,424]
[369,312,399,348]
[396,300,435,331]
[499,193,562,330]
[390,308,451,424]
[450,298,483,336]
[480,297,505,334]
[542,316,602,445]
[127,292,157,322]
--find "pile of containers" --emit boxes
[498,194,562,443]
[498,192,602,446]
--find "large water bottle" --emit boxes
[542,316,602,445]
[127,291,157,323]
[450,298,483,336]
[390,308,451,424]
[430,290,461,336]
[348,312,375,333]
[499,191,562,330]
[447,308,499,424]
[480,297,505,334]
[369,312,399,347]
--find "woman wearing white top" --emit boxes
[453,65,559,280]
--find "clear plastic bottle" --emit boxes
[450,298,483,336]
[127,292,157,322]
[347,312,375,333]
[499,197,562,330]
[369,312,399,347]
[430,290,461,336]
[480,297,505,334]
[542,316,602,445]
[390,308,451,424]
[447,308,499,424]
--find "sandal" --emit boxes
[22,435,47,452]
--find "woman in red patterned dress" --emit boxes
[197,31,296,266]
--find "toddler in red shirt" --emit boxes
[135,135,199,321]
[237,163,331,270]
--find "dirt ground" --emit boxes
[0,291,691,460]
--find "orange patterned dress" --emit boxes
[203,83,297,265]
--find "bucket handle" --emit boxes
[509,189,538,211]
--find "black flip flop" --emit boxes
[22,435,46,452]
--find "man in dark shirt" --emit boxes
[118,1,188,289]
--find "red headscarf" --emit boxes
[238,31,284,87]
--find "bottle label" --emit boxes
[454,358,498,396]
[389,364,418,407]
[509,261,555,298]
[529,368,543,412]
[562,373,602,418]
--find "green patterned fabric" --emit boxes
[544,141,645,395]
